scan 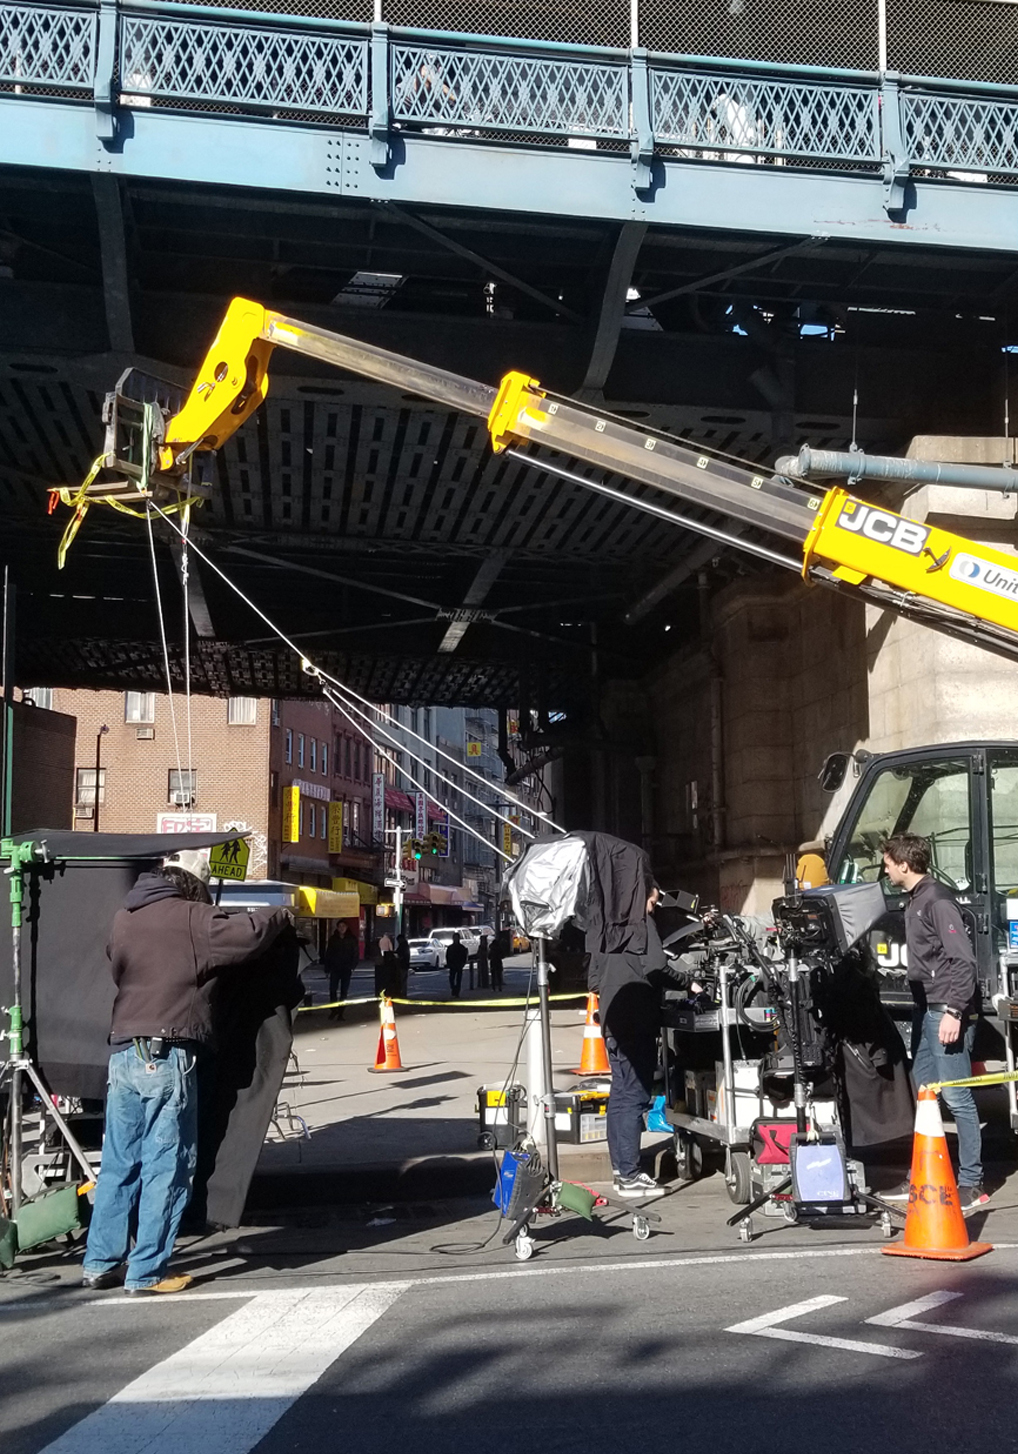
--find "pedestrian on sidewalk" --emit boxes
[476,933,490,990]
[81,850,288,1295]
[324,921,359,1021]
[881,832,988,1212]
[446,932,467,998]
[489,934,504,992]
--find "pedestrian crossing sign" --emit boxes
[209,836,250,881]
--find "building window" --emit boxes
[344,737,352,779]
[271,699,280,726]
[168,768,197,806]
[344,800,352,845]
[310,738,317,774]
[322,741,328,777]
[23,687,53,710]
[227,697,257,725]
[298,733,305,768]
[75,767,105,813]
[125,691,155,724]
[320,804,327,839]
[285,729,292,764]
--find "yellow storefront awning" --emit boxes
[298,886,360,919]
[332,876,378,906]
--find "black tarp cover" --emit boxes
[0,831,297,1226]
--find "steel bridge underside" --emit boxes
[6,8,1018,704]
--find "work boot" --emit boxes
[125,1274,194,1296]
[81,1267,125,1290]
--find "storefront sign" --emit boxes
[282,786,300,843]
[328,800,344,853]
[414,791,427,838]
[372,772,386,838]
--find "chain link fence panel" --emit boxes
[889,0,1018,86]
[639,0,880,70]
[383,0,630,47]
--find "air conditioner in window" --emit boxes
[74,804,95,819]
[171,791,195,807]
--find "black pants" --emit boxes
[603,986,659,1179]
[329,967,353,1010]
[449,967,463,997]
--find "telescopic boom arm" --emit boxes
[91,296,1018,662]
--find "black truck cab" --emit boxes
[825,742,1018,1047]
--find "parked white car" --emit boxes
[408,938,441,971]
[427,926,480,960]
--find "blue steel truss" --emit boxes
[119,14,368,114]
[391,42,628,139]
[650,68,880,165]
[6,0,1018,224]
[0,2,95,90]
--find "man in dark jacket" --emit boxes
[446,932,468,998]
[882,832,987,1210]
[81,851,288,1294]
[577,831,668,1200]
[324,921,360,1021]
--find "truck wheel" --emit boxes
[726,1151,752,1206]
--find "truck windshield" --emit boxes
[833,756,971,890]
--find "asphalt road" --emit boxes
[7,1170,1018,1454]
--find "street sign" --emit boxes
[210,837,250,881]
[384,873,407,888]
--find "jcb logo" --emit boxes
[836,500,929,556]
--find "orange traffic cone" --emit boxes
[572,993,611,1076]
[882,1087,992,1261]
[368,995,407,1074]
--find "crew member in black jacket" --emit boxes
[882,831,988,1211]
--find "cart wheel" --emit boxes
[674,1130,703,1183]
[514,1231,535,1261]
[781,1199,798,1225]
[478,1132,496,1150]
[726,1151,752,1206]
[880,1211,895,1240]
[738,1216,753,1244]
[632,1215,651,1242]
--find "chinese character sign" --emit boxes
[414,791,427,839]
[372,772,386,839]
[282,786,300,844]
[466,740,482,757]
[328,801,344,853]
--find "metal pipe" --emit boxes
[93,725,108,832]
[536,936,560,1182]
[777,445,1018,493]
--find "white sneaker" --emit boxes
[614,1172,665,1199]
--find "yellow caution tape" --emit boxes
[298,992,588,1013]
[925,1069,1018,1092]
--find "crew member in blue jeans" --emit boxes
[82,850,288,1294]
[881,831,988,1212]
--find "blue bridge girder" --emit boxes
[5,1,1018,251]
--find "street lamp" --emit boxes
[93,724,108,832]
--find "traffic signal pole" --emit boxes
[393,824,404,939]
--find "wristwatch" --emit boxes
[944,1007,963,1019]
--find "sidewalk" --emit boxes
[251,955,624,1205]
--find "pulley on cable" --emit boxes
[49,369,213,568]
